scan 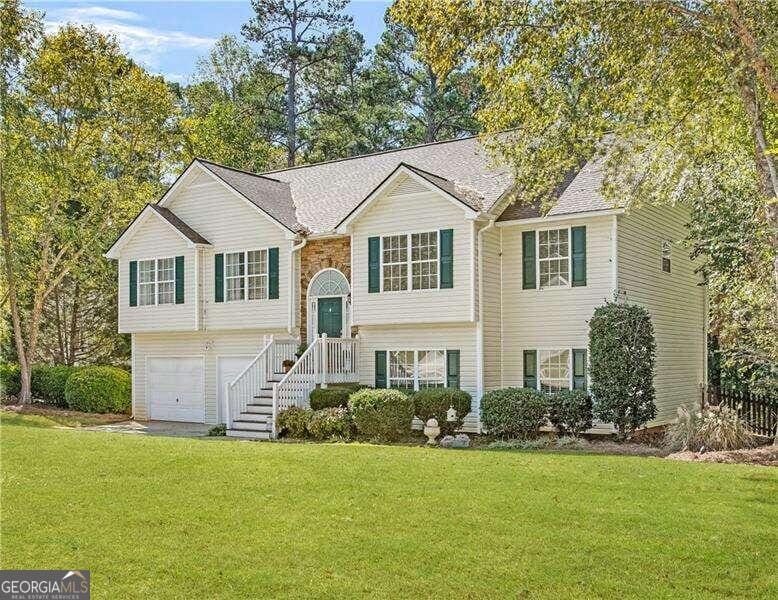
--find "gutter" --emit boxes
[288,237,307,335]
[475,217,496,431]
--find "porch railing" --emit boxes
[272,334,360,434]
[225,335,297,429]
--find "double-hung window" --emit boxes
[539,349,571,392]
[225,249,268,301]
[538,228,570,288]
[381,231,439,291]
[388,349,446,391]
[138,257,175,306]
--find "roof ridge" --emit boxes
[196,158,286,184]
[260,134,482,175]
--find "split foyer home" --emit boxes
[105,136,706,439]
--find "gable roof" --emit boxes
[196,160,300,233]
[401,164,483,212]
[105,203,210,259]
[262,136,513,233]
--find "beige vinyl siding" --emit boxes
[132,329,286,423]
[165,170,292,331]
[350,174,475,325]
[501,215,615,387]
[118,216,195,333]
[357,324,479,431]
[618,204,705,425]
[481,225,502,391]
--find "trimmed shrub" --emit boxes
[208,423,226,437]
[481,387,549,438]
[32,365,78,407]
[307,407,352,440]
[589,300,657,440]
[412,388,473,435]
[0,364,21,399]
[64,366,131,414]
[348,388,414,441]
[277,406,313,438]
[309,384,365,410]
[548,390,593,436]
[665,405,757,452]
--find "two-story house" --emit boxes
[106,136,706,438]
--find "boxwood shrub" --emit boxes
[481,387,549,438]
[309,384,366,410]
[32,365,79,407]
[277,406,313,438]
[64,366,131,414]
[307,407,352,440]
[548,389,593,436]
[348,388,413,441]
[0,364,21,399]
[412,388,472,435]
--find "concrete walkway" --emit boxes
[85,420,211,437]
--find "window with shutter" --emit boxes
[522,231,536,289]
[523,350,537,388]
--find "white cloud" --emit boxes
[44,5,216,70]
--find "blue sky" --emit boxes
[28,1,392,83]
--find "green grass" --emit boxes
[1,423,776,599]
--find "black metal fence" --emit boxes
[706,385,777,437]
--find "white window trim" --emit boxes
[137,256,175,307]
[384,349,451,391]
[379,229,441,294]
[223,248,269,303]
[660,239,672,274]
[528,347,576,391]
[535,225,572,290]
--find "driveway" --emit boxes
[84,420,211,437]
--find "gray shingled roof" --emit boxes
[263,136,513,233]
[149,204,211,245]
[497,154,618,221]
[197,159,300,232]
[187,137,617,234]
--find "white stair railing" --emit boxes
[323,336,359,384]
[224,337,274,429]
[272,338,321,434]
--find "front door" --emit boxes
[317,297,343,338]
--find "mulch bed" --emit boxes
[667,445,778,467]
[2,403,128,425]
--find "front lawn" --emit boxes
[1,421,776,598]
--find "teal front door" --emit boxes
[317,297,343,338]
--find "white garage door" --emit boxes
[217,356,254,422]
[147,357,205,422]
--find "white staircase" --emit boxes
[224,334,359,440]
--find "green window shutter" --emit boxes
[523,350,537,389]
[446,350,460,389]
[522,231,536,289]
[368,236,380,293]
[573,349,587,391]
[571,226,587,287]
[439,229,454,289]
[129,261,138,307]
[268,247,279,299]
[175,255,185,304]
[214,253,224,303]
[375,351,387,388]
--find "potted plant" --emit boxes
[282,359,295,373]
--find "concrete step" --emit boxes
[226,429,272,440]
[235,412,270,423]
[230,419,271,432]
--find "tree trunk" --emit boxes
[737,70,778,335]
[0,161,31,403]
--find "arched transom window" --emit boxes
[309,268,350,297]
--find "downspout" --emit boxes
[476,217,496,433]
[288,237,307,336]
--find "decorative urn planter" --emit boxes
[424,418,440,445]
[282,359,295,373]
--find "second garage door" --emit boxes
[147,357,205,422]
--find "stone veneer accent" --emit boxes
[299,236,351,344]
